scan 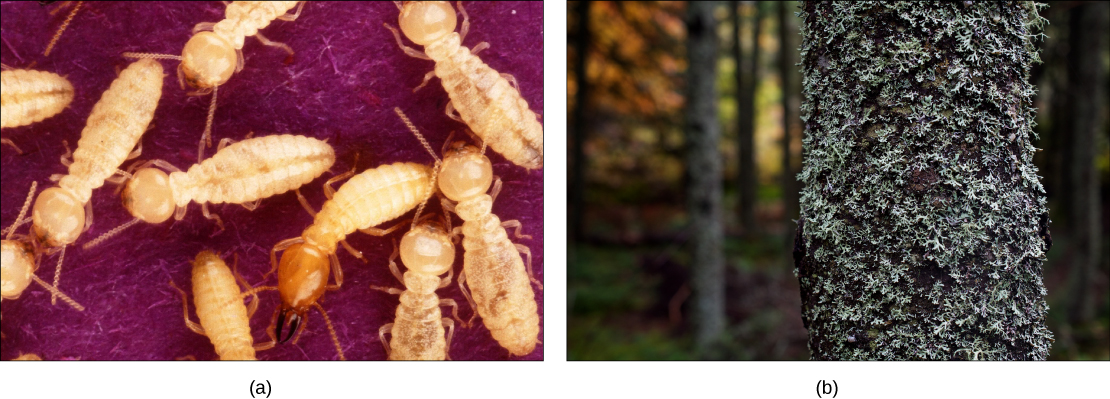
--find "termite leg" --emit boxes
[241,199,261,211]
[277,1,305,21]
[338,239,366,263]
[217,137,235,152]
[176,63,186,90]
[59,140,73,167]
[83,199,93,231]
[295,189,317,217]
[192,22,215,34]
[440,298,464,327]
[323,162,358,200]
[235,49,244,73]
[266,237,303,280]
[489,176,502,202]
[387,242,403,283]
[439,197,457,216]
[378,323,393,358]
[443,317,456,360]
[253,32,294,57]
[444,101,463,122]
[458,1,470,43]
[169,280,206,336]
[369,285,403,295]
[358,219,406,237]
[500,72,519,91]
[200,203,225,235]
[105,169,133,185]
[382,23,431,60]
[329,252,343,287]
[1,138,23,154]
[470,41,488,55]
[457,271,478,326]
[412,70,437,93]
[437,267,454,289]
[502,220,532,240]
[515,243,542,290]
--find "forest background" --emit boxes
[567,1,1109,360]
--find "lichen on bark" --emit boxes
[794,1,1053,360]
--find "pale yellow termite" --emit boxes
[29,58,162,304]
[11,353,43,360]
[397,109,541,356]
[385,1,543,170]
[271,161,434,344]
[0,67,75,153]
[83,134,336,248]
[372,218,461,360]
[1,182,85,313]
[123,1,304,161]
[170,251,281,361]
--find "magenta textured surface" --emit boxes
[0,1,542,361]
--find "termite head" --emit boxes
[1,240,36,300]
[400,221,455,277]
[438,142,492,202]
[399,1,457,46]
[31,187,84,248]
[275,241,330,342]
[122,168,176,224]
[181,31,236,89]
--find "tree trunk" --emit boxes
[794,2,1053,360]
[685,0,725,353]
[571,0,591,243]
[1065,1,1105,325]
[737,2,759,235]
[780,1,799,234]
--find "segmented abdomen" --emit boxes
[303,162,432,254]
[170,134,335,206]
[389,276,447,360]
[192,252,255,360]
[1,69,74,128]
[59,59,162,204]
[458,201,540,356]
[426,34,543,170]
[214,1,299,49]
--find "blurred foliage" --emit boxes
[569,1,1109,360]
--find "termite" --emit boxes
[83,134,336,249]
[371,217,462,360]
[271,160,435,344]
[29,58,162,304]
[385,1,544,170]
[122,1,304,161]
[396,108,541,356]
[11,353,43,360]
[1,67,75,153]
[170,251,319,360]
[2,182,86,312]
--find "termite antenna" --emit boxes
[4,182,37,240]
[49,245,66,304]
[393,107,440,163]
[312,303,346,361]
[121,52,183,61]
[393,107,441,227]
[199,85,219,161]
[30,274,84,311]
[81,217,141,250]
[43,1,82,57]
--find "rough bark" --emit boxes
[1064,1,1105,325]
[572,0,591,243]
[738,2,760,235]
[685,0,726,352]
[794,1,1053,360]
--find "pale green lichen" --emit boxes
[794,1,1052,360]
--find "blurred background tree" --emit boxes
[568,1,1109,360]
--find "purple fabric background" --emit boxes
[1,1,542,361]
